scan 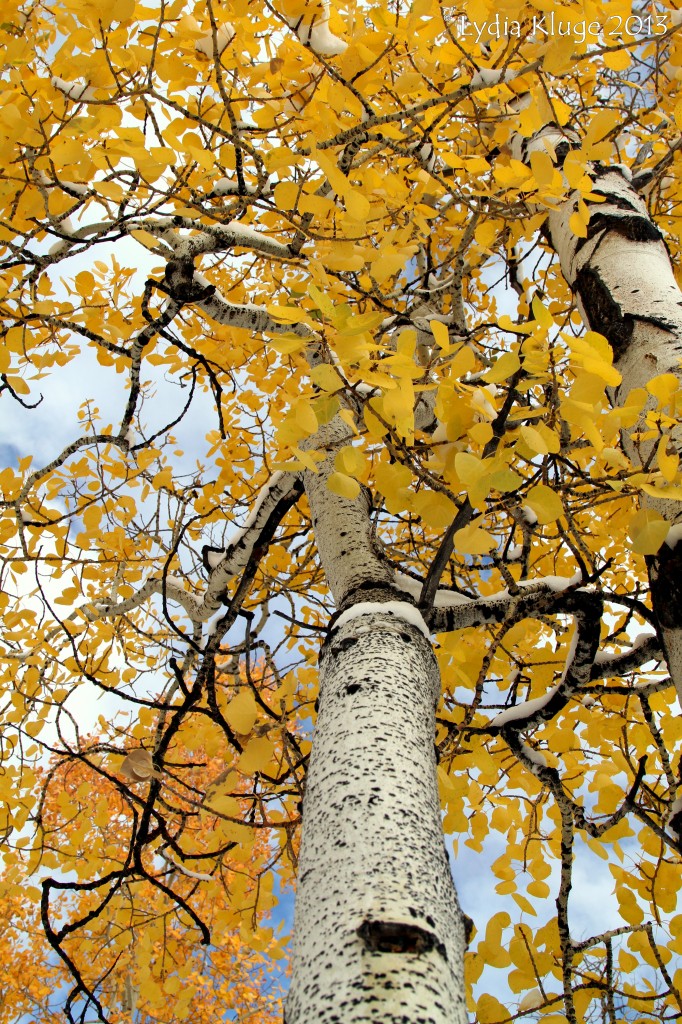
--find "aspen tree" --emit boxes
[0,3,681,1023]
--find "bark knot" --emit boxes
[332,636,358,656]
[357,919,447,960]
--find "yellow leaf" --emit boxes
[561,153,588,192]
[454,451,485,487]
[535,422,561,454]
[412,490,456,528]
[669,914,682,953]
[519,424,550,456]
[429,319,451,352]
[468,421,493,445]
[618,888,644,925]
[3,375,29,396]
[583,109,621,151]
[364,403,387,439]
[269,333,309,354]
[474,219,500,249]
[531,294,554,329]
[570,331,621,386]
[618,950,639,972]
[542,36,574,75]
[292,446,322,473]
[512,892,537,916]
[526,879,550,898]
[293,399,318,436]
[529,149,555,188]
[627,509,669,554]
[447,344,476,378]
[313,148,352,197]
[525,484,563,524]
[603,49,631,72]
[374,460,413,513]
[371,250,407,285]
[267,305,312,324]
[656,436,679,482]
[497,315,535,335]
[218,819,253,845]
[335,445,367,479]
[463,156,490,174]
[327,471,360,499]
[641,482,682,500]
[206,792,240,818]
[489,469,523,492]
[646,373,679,407]
[569,211,588,238]
[381,381,415,441]
[225,690,259,735]
[307,282,335,318]
[483,351,520,384]
[265,146,304,172]
[476,993,509,1024]
[130,228,160,249]
[345,190,371,221]
[454,524,496,555]
[274,180,300,210]
[477,939,511,968]
[312,393,339,424]
[454,451,491,507]
[300,193,337,217]
[238,735,276,775]
[494,159,533,189]
[94,181,124,201]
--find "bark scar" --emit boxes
[357,919,447,960]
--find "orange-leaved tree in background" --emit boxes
[1,1,682,1022]
[0,658,287,1023]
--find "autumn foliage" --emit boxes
[1,0,682,1021]
[0,662,289,1022]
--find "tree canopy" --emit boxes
[1,1,682,1022]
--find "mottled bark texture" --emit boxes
[303,419,395,607]
[285,438,467,1022]
[285,608,467,1024]
[544,157,682,703]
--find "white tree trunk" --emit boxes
[285,429,467,1023]
[302,419,394,606]
[285,607,467,1024]
[545,163,682,702]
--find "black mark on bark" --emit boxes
[648,543,682,632]
[357,919,447,960]
[332,636,359,656]
[575,267,633,360]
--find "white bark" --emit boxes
[303,419,394,607]
[285,427,467,1022]
[544,162,682,703]
[286,608,467,1024]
